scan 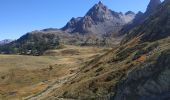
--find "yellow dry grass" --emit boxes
[0,45,109,100]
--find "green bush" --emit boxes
[115,43,148,61]
[133,42,159,60]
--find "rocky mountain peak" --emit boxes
[98,1,103,5]
[85,1,111,22]
[96,1,104,7]
[62,1,135,35]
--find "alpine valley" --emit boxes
[1,0,170,100]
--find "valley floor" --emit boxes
[0,45,110,100]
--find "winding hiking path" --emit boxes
[24,74,76,100]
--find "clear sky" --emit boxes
[0,0,158,40]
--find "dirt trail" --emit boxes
[24,74,76,100]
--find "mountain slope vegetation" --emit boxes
[0,32,60,55]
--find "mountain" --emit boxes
[0,39,13,45]
[40,0,170,99]
[62,1,135,36]
[121,0,161,34]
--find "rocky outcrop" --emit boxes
[114,49,170,100]
[62,1,135,35]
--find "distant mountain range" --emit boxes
[0,39,13,45]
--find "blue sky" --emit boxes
[0,0,158,40]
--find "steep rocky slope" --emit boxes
[121,0,161,34]
[122,0,170,43]
[114,0,170,99]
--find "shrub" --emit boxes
[96,67,104,72]
[115,43,148,61]
[133,42,159,60]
